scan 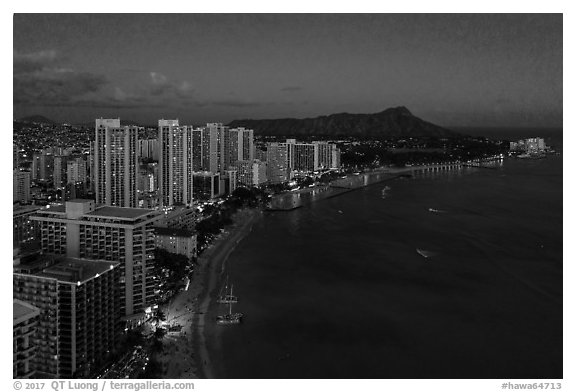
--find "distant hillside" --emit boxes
[16,115,56,124]
[228,107,457,138]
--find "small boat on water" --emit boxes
[216,276,243,325]
[217,276,238,304]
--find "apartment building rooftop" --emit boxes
[33,257,118,284]
[13,299,40,325]
[32,200,159,222]
[13,204,41,216]
[86,206,155,220]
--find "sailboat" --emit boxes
[217,276,238,304]
[216,301,243,325]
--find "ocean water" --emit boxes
[208,131,562,379]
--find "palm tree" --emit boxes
[153,327,166,341]
[151,310,166,325]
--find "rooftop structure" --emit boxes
[13,299,40,326]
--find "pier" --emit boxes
[407,162,463,174]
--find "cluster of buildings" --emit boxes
[13,117,341,379]
[509,137,548,153]
[14,118,342,208]
[13,145,89,205]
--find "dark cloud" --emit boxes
[148,72,194,98]
[13,50,58,74]
[14,69,108,105]
[14,51,196,110]
[14,50,108,106]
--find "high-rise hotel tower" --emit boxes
[94,119,139,208]
[158,119,194,207]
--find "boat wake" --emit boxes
[416,248,437,259]
[382,186,391,199]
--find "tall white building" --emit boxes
[330,144,341,169]
[158,119,194,207]
[191,129,203,171]
[31,150,54,181]
[66,157,87,184]
[234,159,267,187]
[13,170,31,204]
[313,141,332,170]
[53,156,69,189]
[94,119,139,208]
[266,143,290,184]
[202,123,229,173]
[276,139,341,176]
[228,128,254,166]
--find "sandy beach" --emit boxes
[157,207,263,378]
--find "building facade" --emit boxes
[155,227,197,260]
[233,159,267,187]
[156,207,196,232]
[228,127,254,166]
[13,299,41,379]
[201,123,229,173]
[13,205,41,250]
[266,143,290,184]
[30,200,162,316]
[138,139,159,161]
[14,170,31,204]
[14,258,120,378]
[193,172,221,200]
[53,156,69,189]
[66,157,87,185]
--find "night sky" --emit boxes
[13,14,562,128]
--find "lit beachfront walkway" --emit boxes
[157,208,263,378]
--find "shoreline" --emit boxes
[159,207,263,379]
[268,161,488,210]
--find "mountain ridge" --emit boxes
[228,107,458,138]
